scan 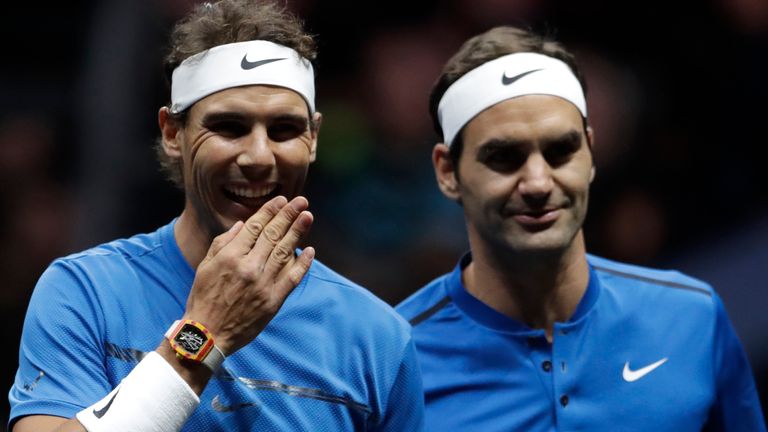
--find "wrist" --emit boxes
[165,319,226,374]
[156,343,212,395]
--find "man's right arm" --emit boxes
[11,196,315,432]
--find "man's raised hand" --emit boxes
[184,196,315,355]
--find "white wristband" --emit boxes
[76,351,200,432]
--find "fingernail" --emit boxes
[303,246,315,259]
[299,212,313,228]
[290,198,307,212]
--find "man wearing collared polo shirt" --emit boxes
[396,25,765,431]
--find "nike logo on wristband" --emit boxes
[93,390,120,419]
[240,56,286,70]
[501,68,543,86]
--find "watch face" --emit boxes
[174,323,208,354]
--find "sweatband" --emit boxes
[437,52,587,147]
[76,351,200,432]
[170,40,315,114]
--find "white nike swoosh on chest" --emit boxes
[622,357,668,382]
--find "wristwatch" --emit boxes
[165,319,225,372]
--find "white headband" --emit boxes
[437,52,587,147]
[170,40,315,114]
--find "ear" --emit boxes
[158,106,183,159]
[586,125,596,183]
[308,111,322,163]
[433,143,461,201]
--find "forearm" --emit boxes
[13,415,85,432]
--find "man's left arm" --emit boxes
[705,293,766,431]
[374,336,424,431]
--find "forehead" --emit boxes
[461,95,584,148]
[189,85,310,119]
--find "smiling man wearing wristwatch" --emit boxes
[8,1,424,431]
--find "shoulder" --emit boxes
[34,223,172,300]
[395,271,453,326]
[57,227,167,269]
[588,254,718,319]
[299,258,412,338]
[589,254,713,296]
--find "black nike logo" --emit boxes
[501,68,543,85]
[93,390,119,419]
[240,56,286,70]
[212,395,259,412]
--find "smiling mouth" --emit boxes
[222,183,279,207]
[522,209,557,217]
[510,208,561,229]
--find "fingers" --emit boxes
[247,196,308,264]
[263,210,313,276]
[227,196,288,255]
[274,246,315,300]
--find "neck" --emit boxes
[464,231,590,341]
[174,206,214,270]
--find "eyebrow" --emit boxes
[200,111,249,125]
[546,130,582,146]
[200,111,310,127]
[272,113,311,127]
[478,129,583,150]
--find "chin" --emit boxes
[506,232,574,255]
[202,215,232,239]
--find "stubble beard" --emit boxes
[187,189,228,244]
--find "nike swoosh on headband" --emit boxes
[240,56,287,70]
[501,68,543,86]
[93,389,120,419]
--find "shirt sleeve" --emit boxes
[8,260,112,428]
[374,335,425,431]
[704,292,766,431]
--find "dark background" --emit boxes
[2,0,767,428]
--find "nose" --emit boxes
[236,126,275,170]
[518,153,553,201]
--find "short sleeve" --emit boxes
[704,292,766,431]
[374,336,425,431]
[8,260,112,428]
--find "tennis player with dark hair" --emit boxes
[9,1,423,431]
[396,25,765,431]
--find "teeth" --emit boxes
[225,184,276,199]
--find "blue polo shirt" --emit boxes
[10,220,424,431]
[396,253,765,431]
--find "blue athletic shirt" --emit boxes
[10,220,424,431]
[396,252,765,431]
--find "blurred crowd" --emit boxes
[1,0,766,427]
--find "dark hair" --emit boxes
[157,0,318,188]
[429,26,588,169]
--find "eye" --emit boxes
[544,139,580,167]
[207,120,249,138]
[479,147,527,172]
[268,120,307,142]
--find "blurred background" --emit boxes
[2,0,767,427]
